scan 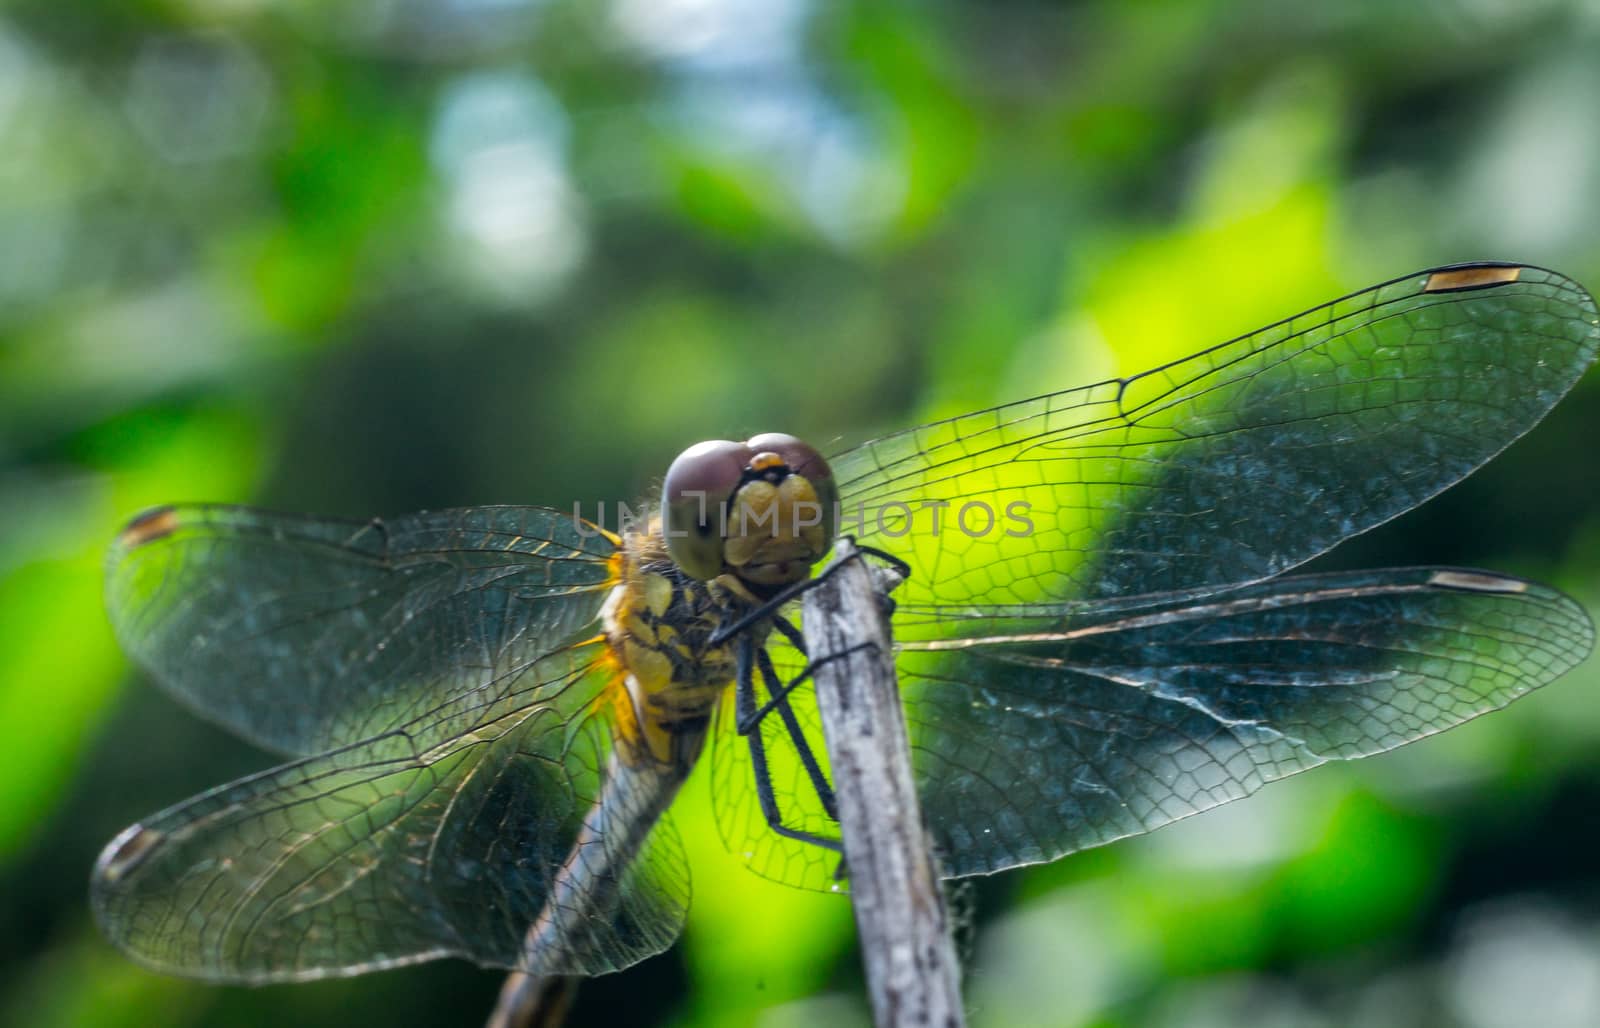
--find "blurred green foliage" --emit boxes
[3,1,1600,1026]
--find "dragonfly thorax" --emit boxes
[602,523,766,767]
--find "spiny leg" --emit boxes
[738,633,886,827]
[724,542,909,862]
[756,643,838,822]
[756,624,890,882]
[734,640,870,731]
[708,541,911,646]
[736,633,841,853]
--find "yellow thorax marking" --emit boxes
[603,527,751,766]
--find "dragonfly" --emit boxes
[93,261,1599,985]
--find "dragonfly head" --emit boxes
[662,432,838,589]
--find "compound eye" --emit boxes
[662,439,750,579]
[744,433,837,543]
[744,433,828,482]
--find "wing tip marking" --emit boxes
[118,506,181,548]
[1427,570,1529,594]
[96,823,165,885]
[1422,264,1523,293]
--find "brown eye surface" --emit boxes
[744,433,829,482]
[662,439,751,579]
[744,432,838,544]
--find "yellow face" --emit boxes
[661,433,838,590]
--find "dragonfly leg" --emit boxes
[732,614,812,729]
[737,628,886,818]
[708,538,908,646]
[736,633,842,853]
[755,644,839,822]
[751,624,893,883]
[733,624,874,741]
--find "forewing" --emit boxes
[106,504,617,756]
[892,568,1594,877]
[91,648,693,981]
[832,264,1599,608]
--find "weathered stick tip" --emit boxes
[803,540,966,1028]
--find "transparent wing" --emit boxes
[708,634,844,892]
[105,504,618,756]
[831,264,1600,609]
[91,647,694,982]
[890,568,1594,877]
